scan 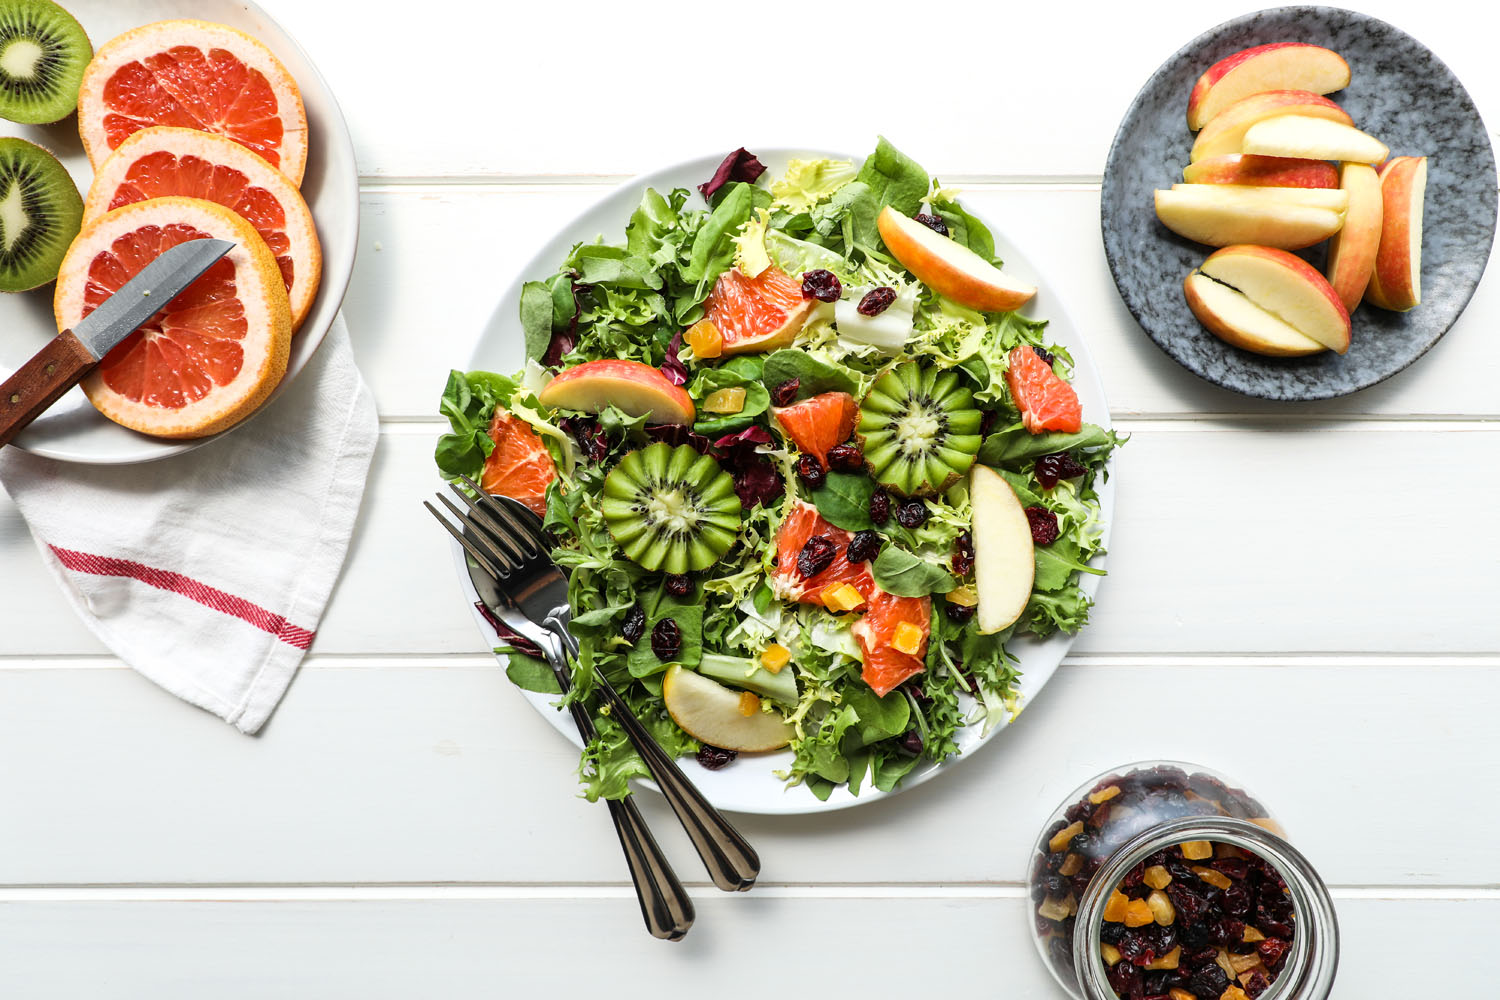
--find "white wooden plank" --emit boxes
[1,657,1495,886]
[348,184,1500,421]
[259,0,1498,182]
[0,892,1485,997]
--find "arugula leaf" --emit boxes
[505,653,562,695]
[520,282,555,363]
[871,547,957,597]
[856,136,929,217]
[761,349,859,398]
[811,472,874,531]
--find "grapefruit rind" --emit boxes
[54,196,293,439]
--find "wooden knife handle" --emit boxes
[0,330,97,449]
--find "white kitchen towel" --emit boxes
[0,315,377,733]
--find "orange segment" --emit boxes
[771,500,873,604]
[54,196,292,439]
[480,408,557,517]
[85,127,321,331]
[704,265,816,355]
[773,391,858,467]
[77,20,308,185]
[1006,345,1082,434]
[851,589,931,697]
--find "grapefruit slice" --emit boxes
[704,264,816,355]
[773,391,858,468]
[480,408,557,516]
[1005,346,1082,434]
[851,590,931,697]
[53,196,293,439]
[85,127,321,332]
[77,20,308,185]
[771,500,873,604]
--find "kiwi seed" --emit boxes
[0,0,91,125]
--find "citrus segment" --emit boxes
[703,264,816,355]
[851,590,931,697]
[85,127,321,331]
[77,20,308,185]
[53,196,292,439]
[480,408,557,517]
[773,391,858,468]
[770,500,872,604]
[1006,345,1082,434]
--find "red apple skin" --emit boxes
[1324,161,1384,312]
[876,205,1035,312]
[1183,272,1325,357]
[1187,43,1350,130]
[1190,90,1351,162]
[1183,155,1339,189]
[1366,156,1428,311]
[538,359,696,424]
[1201,244,1351,353]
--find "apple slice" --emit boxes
[1190,91,1352,162]
[661,664,793,753]
[1198,245,1351,354]
[876,205,1036,312]
[1184,272,1327,357]
[1241,116,1389,164]
[538,359,695,424]
[1365,156,1428,311]
[1324,162,1384,312]
[1183,154,1338,189]
[1187,44,1350,130]
[1168,184,1349,211]
[970,465,1035,634]
[1153,186,1345,249]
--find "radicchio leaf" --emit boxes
[474,602,545,658]
[542,282,590,368]
[557,415,608,462]
[660,329,689,387]
[646,423,714,454]
[698,148,766,202]
[710,426,781,508]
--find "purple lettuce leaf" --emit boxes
[698,148,766,202]
[474,602,545,658]
[660,329,689,387]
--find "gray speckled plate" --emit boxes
[1101,6,1497,400]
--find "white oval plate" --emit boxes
[453,149,1115,814]
[0,0,358,464]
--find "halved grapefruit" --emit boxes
[54,196,293,439]
[773,391,858,468]
[703,264,816,355]
[1006,345,1082,434]
[85,127,321,331]
[77,20,308,185]
[851,591,931,697]
[771,500,873,604]
[481,408,557,516]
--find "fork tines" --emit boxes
[423,478,542,582]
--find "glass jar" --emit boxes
[1026,761,1338,1000]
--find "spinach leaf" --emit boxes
[843,686,911,748]
[761,349,859,398]
[978,423,1118,466]
[689,367,770,435]
[871,546,957,597]
[932,196,998,263]
[811,472,874,531]
[856,136,929,217]
[625,596,703,677]
[684,182,754,287]
[519,281,555,362]
[505,653,561,695]
[828,180,880,254]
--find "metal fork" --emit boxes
[428,478,761,895]
[425,499,693,941]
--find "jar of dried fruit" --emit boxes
[1026,761,1338,1000]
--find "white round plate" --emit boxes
[0,0,358,464]
[454,148,1115,814]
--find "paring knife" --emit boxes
[0,238,236,449]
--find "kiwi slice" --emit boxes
[858,362,982,496]
[0,0,90,124]
[601,442,743,573]
[0,137,81,292]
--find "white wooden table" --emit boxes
[3,1,1496,993]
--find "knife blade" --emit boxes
[0,238,235,449]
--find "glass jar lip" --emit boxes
[1070,815,1339,1000]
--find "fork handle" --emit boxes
[546,613,761,892]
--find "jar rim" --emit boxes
[1070,815,1339,1000]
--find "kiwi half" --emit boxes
[601,442,743,573]
[858,362,982,496]
[0,0,90,125]
[0,136,81,292]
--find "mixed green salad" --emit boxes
[437,138,1121,802]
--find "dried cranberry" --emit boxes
[1106,960,1143,1000]
[801,269,842,302]
[1117,928,1152,966]
[1187,965,1229,1000]
[896,497,928,528]
[1257,937,1290,970]
[899,729,924,754]
[1035,451,1088,490]
[797,536,837,577]
[621,605,646,644]
[1223,884,1252,918]
[663,574,692,598]
[1256,903,1294,939]
[914,212,949,236]
[696,745,738,770]
[770,378,800,407]
[1100,921,1126,946]
[869,488,892,525]
[1025,506,1060,545]
[1210,919,1244,947]
[1032,346,1055,365]
[1243,970,1271,998]
[650,618,682,660]
[952,531,975,575]
[826,441,864,472]
[1212,858,1251,881]
[846,530,881,564]
[857,286,898,316]
[796,453,827,489]
[946,602,977,624]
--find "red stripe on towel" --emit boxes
[48,545,316,650]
